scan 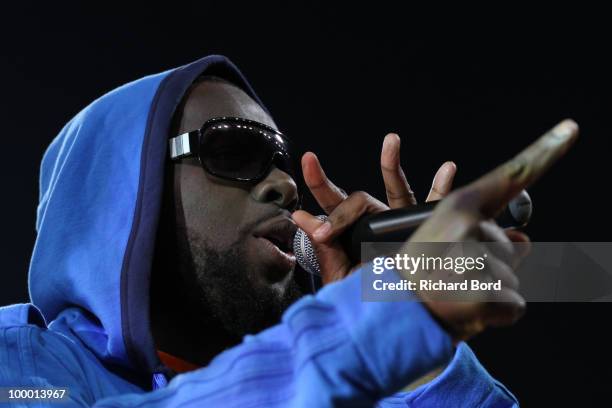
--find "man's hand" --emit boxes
[292,133,456,284]
[407,119,579,342]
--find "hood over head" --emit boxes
[28,55,272,379]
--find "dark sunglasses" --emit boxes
[169,117,296,183]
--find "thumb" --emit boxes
[292,210,326,238]
[292,210,352,284]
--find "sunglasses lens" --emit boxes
[200,122,291,181]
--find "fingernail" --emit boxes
[551,119,578,142]
[384,133,400,147]
[313,221,331,241]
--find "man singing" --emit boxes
[0,54,577,406]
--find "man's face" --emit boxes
[170,78,303,337]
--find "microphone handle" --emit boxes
[340,190,532,264]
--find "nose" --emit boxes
[251,166,299,210]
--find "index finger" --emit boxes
[463,119,579,218]
[380,133,417,208]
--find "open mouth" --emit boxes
[252,215,298,278]
[253,216,297,256]
[263,235,293,254]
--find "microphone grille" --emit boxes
[293,215,327,276]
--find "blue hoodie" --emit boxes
[0,55,518,407]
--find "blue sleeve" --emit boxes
[376,343,520,407]
[1,264,494,407]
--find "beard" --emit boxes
[186,231,304,338]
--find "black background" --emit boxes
[2,3,610,406]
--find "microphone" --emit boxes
[293,190,532,276]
